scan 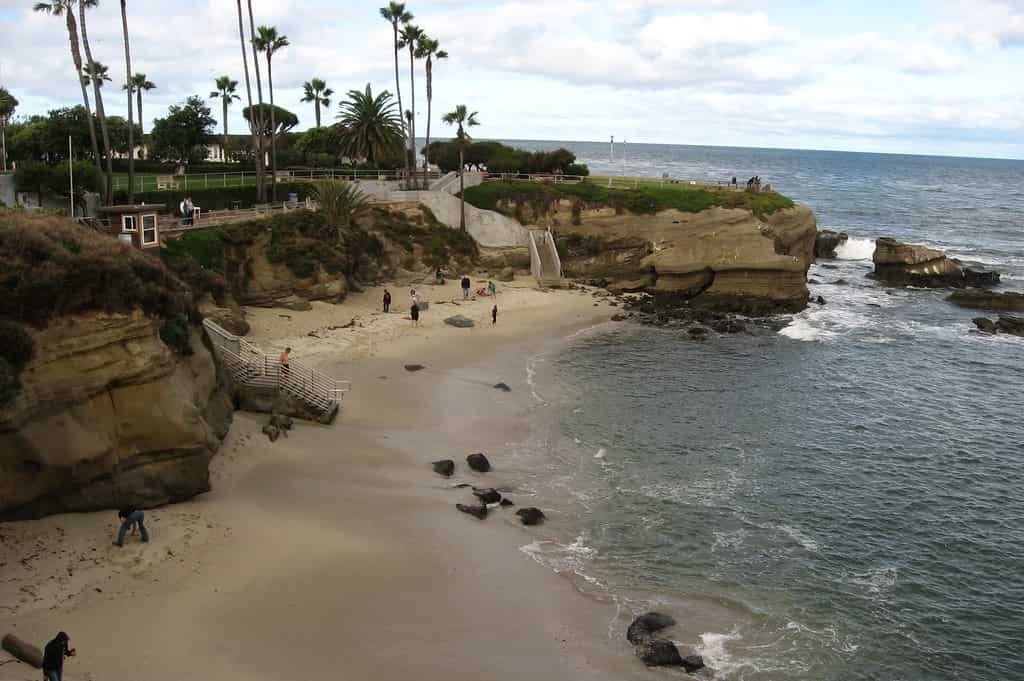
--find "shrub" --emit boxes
[0,357,19,406]
[159,315,193,355]
[0,319,35,369]
[571,203,582,226]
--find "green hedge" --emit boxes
[114,182,310,212]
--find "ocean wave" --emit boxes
[847,566,898,595]
[519,534,604,587]
[835,237,876,261]
[776,524,821,552]
[698,630,745,676]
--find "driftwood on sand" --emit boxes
[2,633,43,668]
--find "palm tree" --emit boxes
[441,105,479,231]
[336,84,403,165]
[380,3,412,181]
[82,60,111,88]
[253,25,288,202]
[308,180,370,238]
[246,0,267,201]
[0,87,17,173]
[124,73,155,134]
[119,0,135,202]
[398,22,424,186]
[416,35,447,187]
[209,77,240,160]
[32,1,103,180]
[78,0,114,204]
[301,78,333,129]
[235,0,262,201]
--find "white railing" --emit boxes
[528,230,543,284]
[545,227,563,280]
[112,168,444,193]
[483,172,748,191]
[202,318,350,416]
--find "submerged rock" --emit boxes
[444,315,475,328]
[456,503,488,520]
[432,459,455,477]
[627,612,677,645]
[637,639,684,667]
[973,317,998,334]
[515,507,546,526]
[947,289,1024,312]
[472,487,502,504]
[964,268,1001,288]
[997,314,1024,336]
[467,452,491,472]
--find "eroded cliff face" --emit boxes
[224,230,347,307]
[559,205,818,314]
[0,311,232,520]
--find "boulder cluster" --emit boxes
[432,453,545,526]
[871,237,1000,288]
[626,612,705,672]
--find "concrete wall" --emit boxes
[0,174,14,207]
[417,191,529,248]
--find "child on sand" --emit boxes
[113,506,149,547]
[487,281,497,298]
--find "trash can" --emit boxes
[288,192,298,204]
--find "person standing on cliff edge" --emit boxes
[42,631,76,681]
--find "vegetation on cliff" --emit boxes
[0,210,195,403]
[463,180,794,222]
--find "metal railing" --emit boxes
[202,318,350,417]
[483,172,749,191]
[112,168,444,193]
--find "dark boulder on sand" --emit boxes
[682,655,707,672]
[404,364,426,372]
[456,503,488,520]
[444,315,475,328]
[493,382,512,392]
[432,459,455,477]
[637,639,683,667]
[499,498,515,507]
[627,612,676,645]
[472,487,502,504]
[515,507,546,526]
[467,452,491,472]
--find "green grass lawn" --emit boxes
[111,172,261,193]
[463,177,794,220]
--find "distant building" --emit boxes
[97,204,164,250]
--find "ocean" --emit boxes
[501,142,1024,680]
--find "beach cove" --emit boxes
[1,279,675,681]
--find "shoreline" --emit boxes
[1,279,669,681]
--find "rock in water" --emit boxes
[638,639,684,667]
[472,487,502,504]
[973,317,998,334]
[432,459,455,477]
[466,452,491,472]
[681,655,706,673]
[997,314,1024,336]
[964,268,1001,288]
[515,507,546,526]
[404,364,426,372]
[815,230,849,258]
[2,633,43,668]
[627,612,677,645]
[947,290,1024,312]
[444,315,475,328]
[493,382,512,392]
[456,503,488,520]
[816,296,827,305]
[872,237,969,287]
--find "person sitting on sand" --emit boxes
[114,505,149,547]
[411,301,420,327]
[42,631,76,681]
[383,289,392,313]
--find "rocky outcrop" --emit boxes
[815,230,848,258]
[975,314,1024,337]
[197,294,250,336]
[872,238,1000,288]
[627,612,676,645]
[0,311,232,520]
[558,205,817,314]
[947,290,1024,312]
[224,230,346,307]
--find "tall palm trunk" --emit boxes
[391,24,408,185]
[423,54,433,189]
[120,0,134,203]
[79,2,113,204]
[136,89,143,135]
[222,99,229,157]
[236,0,262,201]
[266,54,278,203]
[65,10,102,182]
[407,43,417,187]
[247,0,267,202]
[458,146,465,231]
[314,99,321,128]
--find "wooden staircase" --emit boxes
[202,319,350,419]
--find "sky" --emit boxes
[1,0,1023,159]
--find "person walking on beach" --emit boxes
[411,301,420,327]
[383,289,392,313]
[279,347,291,384]
[113,505,149,547]
[42,632,76,681]
[492,304,498,325]
[410,288,419,306]
[461,275,471,300]
[487,280,497,298]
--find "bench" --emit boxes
[156,175,181,191]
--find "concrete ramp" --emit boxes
[530,229,563,287]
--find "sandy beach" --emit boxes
[0,277,664,681]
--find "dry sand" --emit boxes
[1,276,663,681]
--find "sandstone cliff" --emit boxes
[0,311,232,520]
[559,205,818,314]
